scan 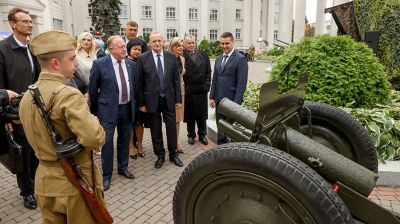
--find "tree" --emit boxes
[89,0,122,43]
[198,39,212,56]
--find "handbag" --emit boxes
[0,130,24,174]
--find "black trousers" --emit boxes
[149,97,177,159]
[187,118,207,138]
[15,133,38,196]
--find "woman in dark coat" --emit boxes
[126,38,147,159]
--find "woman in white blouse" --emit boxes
[75,32,97,78]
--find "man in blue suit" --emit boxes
[89,36,137,191]
[210,32,248,144]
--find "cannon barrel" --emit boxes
[218,98,378,196]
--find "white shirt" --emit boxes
[13,35,34,73]
[152,50,164,74]
[221,48,235,67]
[110,55,131,104]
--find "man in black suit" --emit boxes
[183,35,211,146]
[89,36,137,191]
[0,7,41,209]
[137,31,183,169]
[210,32,248,144]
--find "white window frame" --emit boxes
[119,5,128,18]
[166,7,176,20]
[189,8,198,20]
[274,30,278,40]
[210,29,218,41]
[235,29,241,40]
[167,28,177,40]
[235,9,241,20]
[189,29,198,41]
[143,27,152,38]
[210,9,218,21]
[53,18,63,30]
[142,6,152,19]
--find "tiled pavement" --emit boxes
[0,125,399,223]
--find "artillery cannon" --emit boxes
[173,73,400,224]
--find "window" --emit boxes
[210,9,218,21]
[274,12,279,24]
[235,29,241,40]
[88,4,93,16]
[235,9,241,20]
[53,18,63,30]
[119,5,127,18]
[167,28,177,40]
[210,29,218,41]
[166,7,176,19]
[143,27,152,38]
[189,29,198,40]
[274,30,278,40]
[189,8,198,20]
[118,27,125,36]
[142,6,152,18]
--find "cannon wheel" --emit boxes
[300,102,378,173]
[173,143,352,224]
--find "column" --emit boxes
[330,0,349,35]
[131,0,139,23]
[278,0,294,43]
[243,0,252,46]
[266,0,275,49]
[200,0,208,40]
[155,0,164,33]
[42,0,52,31]
[179,0,187,36]
[293,0,306,42]
[252,0,261,47]
[315,0,327,35]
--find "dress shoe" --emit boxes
[170,156,184,167]
[177,149,184,154]
[118,170,135,179]
[130,153,138,160]
[155,157,165,169]
[188,137,195,145]
[199,136,208,145]
[138,152,145,157]
[103,179,111,191]
[23,195,37,209]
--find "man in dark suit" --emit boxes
[183,35,211,146]
[210,32,248,145]
[89,35,136,191]
[0,7,41,209]
[137,31,183,169]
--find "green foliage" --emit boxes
[342,91,400,161]
[267,46,285,57]
[198,39,212,56]
[242,81,263,112]
[271,35,391,108]
[211,41,222,56]
[353,0,400,85]
[89,0,122,42]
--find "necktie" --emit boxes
[157,54,165,97]
[117,60,128,103]
[221,55,228,70]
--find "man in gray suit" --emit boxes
[209,32,248,144]
[137,31,183,169]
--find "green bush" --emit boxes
[342,91,400,161]
[267,46,285,57]
[354,0,400,85]
[198,39,212,56]
[242,81,263,112]
[271,35,391,108]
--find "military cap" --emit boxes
[30,30,76,56]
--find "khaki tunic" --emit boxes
[19,72,106,223]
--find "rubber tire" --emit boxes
[301,102,378,173]
[173,143,352,224]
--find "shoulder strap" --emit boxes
[47,85,67,114]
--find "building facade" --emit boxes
[0,0,347,49]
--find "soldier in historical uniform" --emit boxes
[19,30,106,223]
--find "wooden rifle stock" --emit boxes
[60,158,113,224]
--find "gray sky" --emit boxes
[306,0,333,23]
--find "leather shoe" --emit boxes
[118,170,135,179]
[103,179,111,191]
[170,156,183,167]
[199,136,208,145]
[23,195,37,209]
[155,157,165,169]
[188,137,195,145]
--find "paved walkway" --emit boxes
[0,125,399,223]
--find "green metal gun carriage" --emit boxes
[172,72,400,224]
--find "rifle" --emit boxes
[28,85,113,224]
